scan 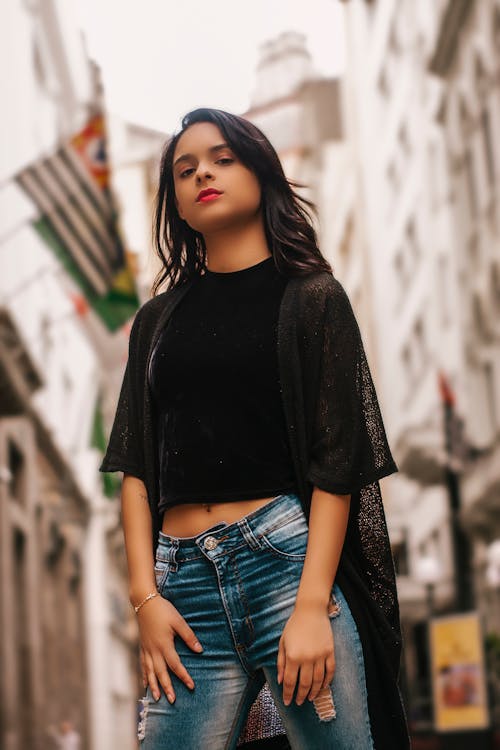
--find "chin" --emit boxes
[188,211,255,235]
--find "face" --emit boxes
[172,121,262,235]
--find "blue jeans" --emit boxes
[137,492,374,749]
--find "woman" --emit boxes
[100,107,409,749]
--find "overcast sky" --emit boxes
[76,0,345,134]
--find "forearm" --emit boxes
[121,474,156,606]
[294,486,351,611]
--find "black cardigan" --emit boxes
[100,268,410,749]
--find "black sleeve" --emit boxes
[307,278,398,495]
[99,308,145,481]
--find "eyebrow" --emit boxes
[173,143,232,169]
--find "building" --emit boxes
[0,2,141,748]
[339,0,500,731]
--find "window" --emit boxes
[387,160,400,198]
[394,250,407,288]
[398,122,412,160]
[472,294,490,343]
[484,360,497,432]
[494,7,500,54]
[481,108,495,188]
[393,537,409,576]
[378,66,390,99]
[406,219,420,264]
[401,316,427,390]
[414,318,426,375]
[8,440,25,503]
[464,148,477,220]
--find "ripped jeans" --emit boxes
[137,492,374,749]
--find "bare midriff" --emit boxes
[161,496,278,537]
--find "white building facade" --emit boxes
[340,0,500,730]
[0,2,140,748]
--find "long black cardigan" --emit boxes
[100,269,410,749]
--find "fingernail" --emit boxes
[188,681,194,690]
[154,692,160,701]
[194,641,203,652]
[167,692,175,703]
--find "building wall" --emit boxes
[340,0,500,727]
[0,2,140,748]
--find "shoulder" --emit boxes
[290,271,360,347]
[292,271,351,314]
[131,279,196,335]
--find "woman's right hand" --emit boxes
[137,596,204,703]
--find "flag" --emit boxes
[91,395,121,498]
[437,370,470,470]
[15,114,139,332]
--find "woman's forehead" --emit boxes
[174,122,226,157]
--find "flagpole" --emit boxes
[438,371,473,613]
[437,372,493,750]
[442,394,473,613]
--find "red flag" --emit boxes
[438,370,456,407]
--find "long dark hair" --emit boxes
[152,107,332,294]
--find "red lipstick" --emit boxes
[197,188,222,202]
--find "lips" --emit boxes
[197,188,222,202]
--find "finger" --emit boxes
[152,656,176,704]
[277,639,285,685]
[295,663,314,706]
[282,659,299,706]
[164,648,195,691]
[140,648,147,689]
[174,615,203,653]
[144,652,161,701]
[308,660,326,701]
[321,654,336,689]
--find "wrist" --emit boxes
[132,591,159,614]
[294,592,331,612]
[129,582,157,608]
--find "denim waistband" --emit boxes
[156,491,303,562]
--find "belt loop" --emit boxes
[168,539,179,571]
[238,518,262,551]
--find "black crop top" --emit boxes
[148,256,297,515]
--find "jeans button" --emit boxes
[204,536,218,550]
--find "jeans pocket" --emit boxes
[153,559,170,595]
[259,512,308,560]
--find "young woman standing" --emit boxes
[100,107,409,749]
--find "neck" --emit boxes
[203,213,271,273]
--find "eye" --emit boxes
[216,157,233,165]
[179,167,194,178]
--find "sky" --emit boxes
[76,0,346,135]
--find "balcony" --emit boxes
[0,307,44,415]
[428,0,473,77]
[394,415,448,486]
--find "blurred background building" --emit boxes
[1,0,500,748]
[0,2,142,749]
[339,0,500,742]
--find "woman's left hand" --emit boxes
[277,603,335,706]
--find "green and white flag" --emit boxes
[15,114,139,331]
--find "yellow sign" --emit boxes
[430,611,489,732]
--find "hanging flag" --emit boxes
[91,395,121,498]
[15,114,139,332]
[437,370,470,471]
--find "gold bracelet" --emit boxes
[133,591,158,614]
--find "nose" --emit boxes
[195,163,213,182]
